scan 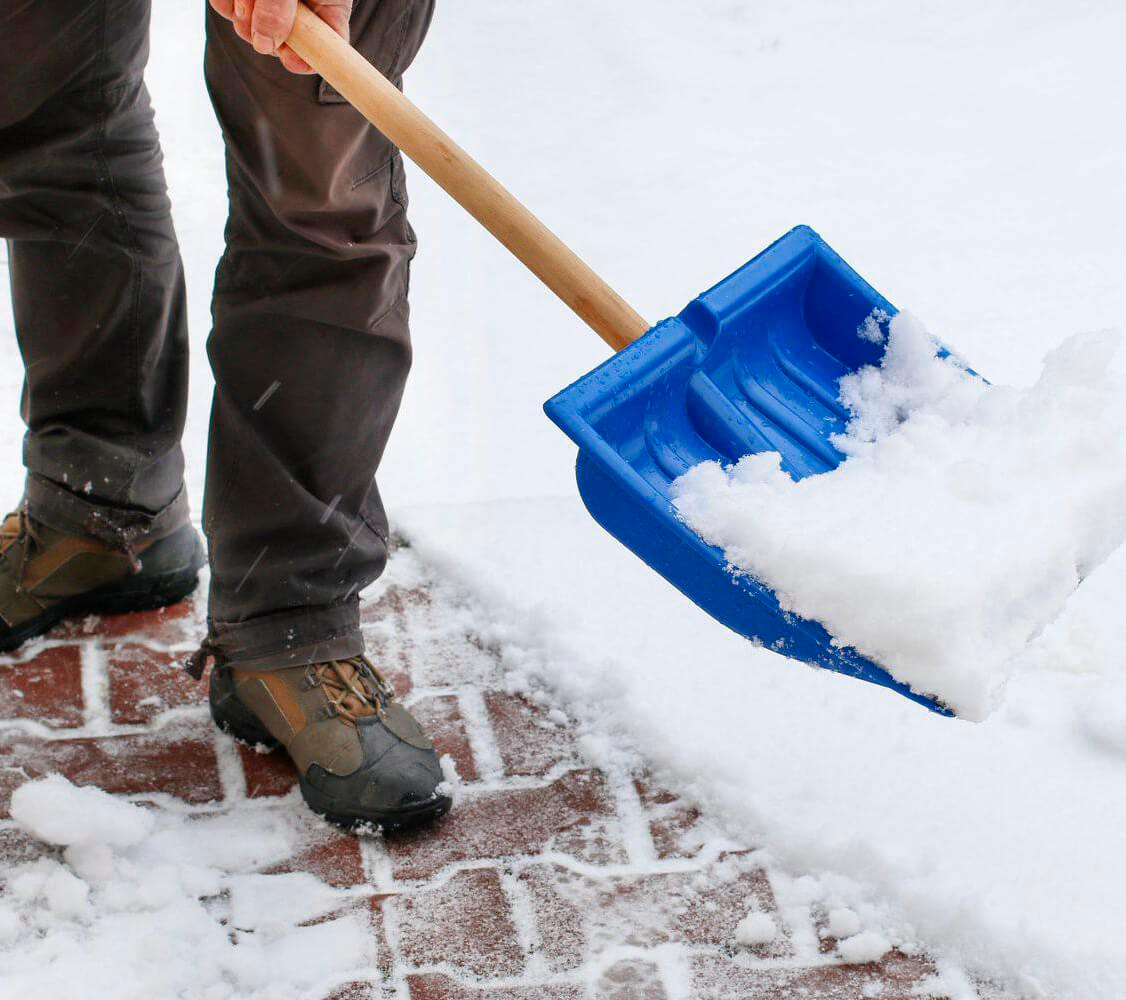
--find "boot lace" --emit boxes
[307,656,393,725]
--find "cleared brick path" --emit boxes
[0,545,1013,998]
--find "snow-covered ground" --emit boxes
[1,776,372,999]
[2,1,1125,997]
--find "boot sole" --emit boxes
[210,677,452,833]
[300,782,453,834]
[0,564,203,654]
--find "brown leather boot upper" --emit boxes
[210,655,450,829]
[229,658,436,776]
[0,504,203,651]
[0,510,137,630]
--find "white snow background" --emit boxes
[0,1,1124,997]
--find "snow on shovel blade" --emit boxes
[544,225,953,716]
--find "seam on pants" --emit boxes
[385,2,414,81]
[387,155,415,296]
[366,286,408,333]
[350,156,394,192]
[358,510,389,546]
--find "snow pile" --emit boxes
[733,910,777,946]
[826,906,862,939]
[12,773,155,848]
[838,929,893,965]
[672,312,1126,718]
[1,776,369,1000]
[398,499,1126,999]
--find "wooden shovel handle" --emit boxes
[286,5,649,352]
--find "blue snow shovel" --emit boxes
[288,8,949,715]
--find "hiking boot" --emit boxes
[0,506,205,652]
[209,655,451,831]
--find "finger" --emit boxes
[308,0,352,41]
[232,16,253,44]
[278,45,314,74]
[209,0,235,20]
[233,0,252,42]
[251,0,298,55]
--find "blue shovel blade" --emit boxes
[544,225,953,716]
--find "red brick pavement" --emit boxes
[0,551,1012,999]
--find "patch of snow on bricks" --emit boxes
[839,929,894,964]
[734,910,777,946]
[827,906,862,939]
[12,773,152,847]
[436,750,461,802]
[2,775,370,999]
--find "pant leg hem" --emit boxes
[24,473,191,543]
[208,601,364,671]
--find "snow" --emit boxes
[734,911,777,946]
[839,931,894,965]
[437,752,462,803]
[0,0,1123,997]
[227,871,347,930]
[672,313,1126,719]
[0,777,370,1000]
[827,907,862,940]
[0,906,20,944]
[10,772,154,848]
[382,2,1126,991]
[398,499,1126,998]
[41,864,94,921]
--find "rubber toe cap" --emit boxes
[302,711,448,825]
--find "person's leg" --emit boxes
[199,0,448,832]
[0,0,190,518]
[200,0,434,669]
[0,0,202,648]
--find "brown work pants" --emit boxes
[0,0,434,668]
